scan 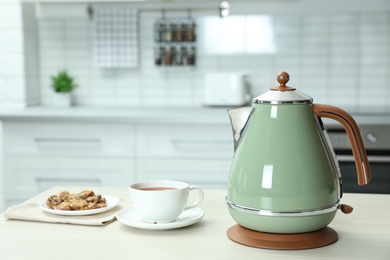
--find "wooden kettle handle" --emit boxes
[313,104,372,186]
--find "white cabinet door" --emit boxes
[136,124,233,159]
[136,158,231,189]
[3,122,135,156]
[4,157,134,206]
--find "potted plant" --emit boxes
[50,70,77,107]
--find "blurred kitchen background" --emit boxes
[1,0,390,111]
[1,0,390,211]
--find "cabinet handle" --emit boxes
[171,139,231,146]
[35,177,101,185]
[337,155,390,163]
[35,138,101,144]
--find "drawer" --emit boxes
[3,122,135,156]
[3,157,135,202]
[136,124,233,158]
[136,158,231,189]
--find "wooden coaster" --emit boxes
[227,224,338,250]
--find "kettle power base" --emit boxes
[227,224,338,250]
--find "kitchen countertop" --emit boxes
[0,106,231,124]
[1,186,389,259]
[0,106,389,126]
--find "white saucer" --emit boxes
[41,195,119,216]
[116,207,204,230]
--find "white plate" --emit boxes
[116,207,204,230]
[41,195,120,216]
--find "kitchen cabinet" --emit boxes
[136,124,232,158]
[4,157,134,206]
[2,121,136,208]
[1,115,234,209]
[3,122,135,156]
[135,123,233,188]
[137,158,231,188]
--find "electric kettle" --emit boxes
[226,71,371,234]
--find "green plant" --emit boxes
[51,70,77,93]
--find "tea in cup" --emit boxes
[129,180,204,224]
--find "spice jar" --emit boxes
[154,46,163,65]
[174,23,183,42]
[186,46,195,65]
[154,21,163,42]
[164,23,173,42]
[186,22,196,42]
[164,45,173,65]
[174,45,183,65]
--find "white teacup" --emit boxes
[129,180,204,224]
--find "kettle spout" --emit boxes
[227,106,254,150]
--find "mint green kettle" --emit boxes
[226,71,371,233]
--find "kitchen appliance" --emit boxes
[226,71,371,249]
[327,124,390,194]
[204,73,251,106]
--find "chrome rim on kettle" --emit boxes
[226,197,340,217]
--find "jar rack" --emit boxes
[154,19,196,66]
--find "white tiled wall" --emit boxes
[1,1,390,112]
[0,0,25,108]
[0,1,39,109]
[22,3,40,106]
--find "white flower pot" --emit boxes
[52,92,72,107]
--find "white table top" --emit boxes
[1,186,390,260]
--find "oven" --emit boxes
[327,124,390,194]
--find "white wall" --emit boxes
[0,0,26,108]
[22,3,40,106]
[1,0,390,112]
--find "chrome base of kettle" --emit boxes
[226,197,340,217]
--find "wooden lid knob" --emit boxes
[271,71,296,91]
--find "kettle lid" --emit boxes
[253,71,313,104]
